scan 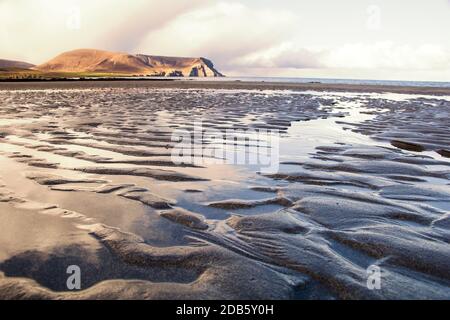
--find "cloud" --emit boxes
[322,42,450,70]
[231,43,324,69]
[135,1,449,79]
[135,2,296,68]
[0,0,206,63]
[0,0,448,81]
[225,41,450,76]
[96,0,208,52]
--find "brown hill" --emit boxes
[0,59,35,70]
[36,49,223,77]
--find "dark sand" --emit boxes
[1,79,450,95]
[0,80,449,300]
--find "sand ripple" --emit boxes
[0,87,449,299]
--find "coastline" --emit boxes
[1,79,450,95]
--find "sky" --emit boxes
[1,0,449,81]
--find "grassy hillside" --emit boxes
[0,68,154,80]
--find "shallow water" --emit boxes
[0,87,449,299]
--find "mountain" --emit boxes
[0,59,35,70]
[135,54,222,77]
[35,49,223,77]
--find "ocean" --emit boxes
[191,76,450,88]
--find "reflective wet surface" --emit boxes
[0,87,449,299]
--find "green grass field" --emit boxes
[0,68,145,80]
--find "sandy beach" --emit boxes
[1,79,450,95]
[0,80,449,300]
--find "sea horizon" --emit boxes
[191,76,450,88]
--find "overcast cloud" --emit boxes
[1,0,449,81]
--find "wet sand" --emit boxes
[1,79,450,95]
[0,81,449,300]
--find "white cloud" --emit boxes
[225,41,450,78]
[231,43,324,69]
[322,42,450,70]
[135,2,450,78]
[0,0,449,81]
[0,0,206,63]
[135,2,296,67]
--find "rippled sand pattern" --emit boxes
[0,87,449,299]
